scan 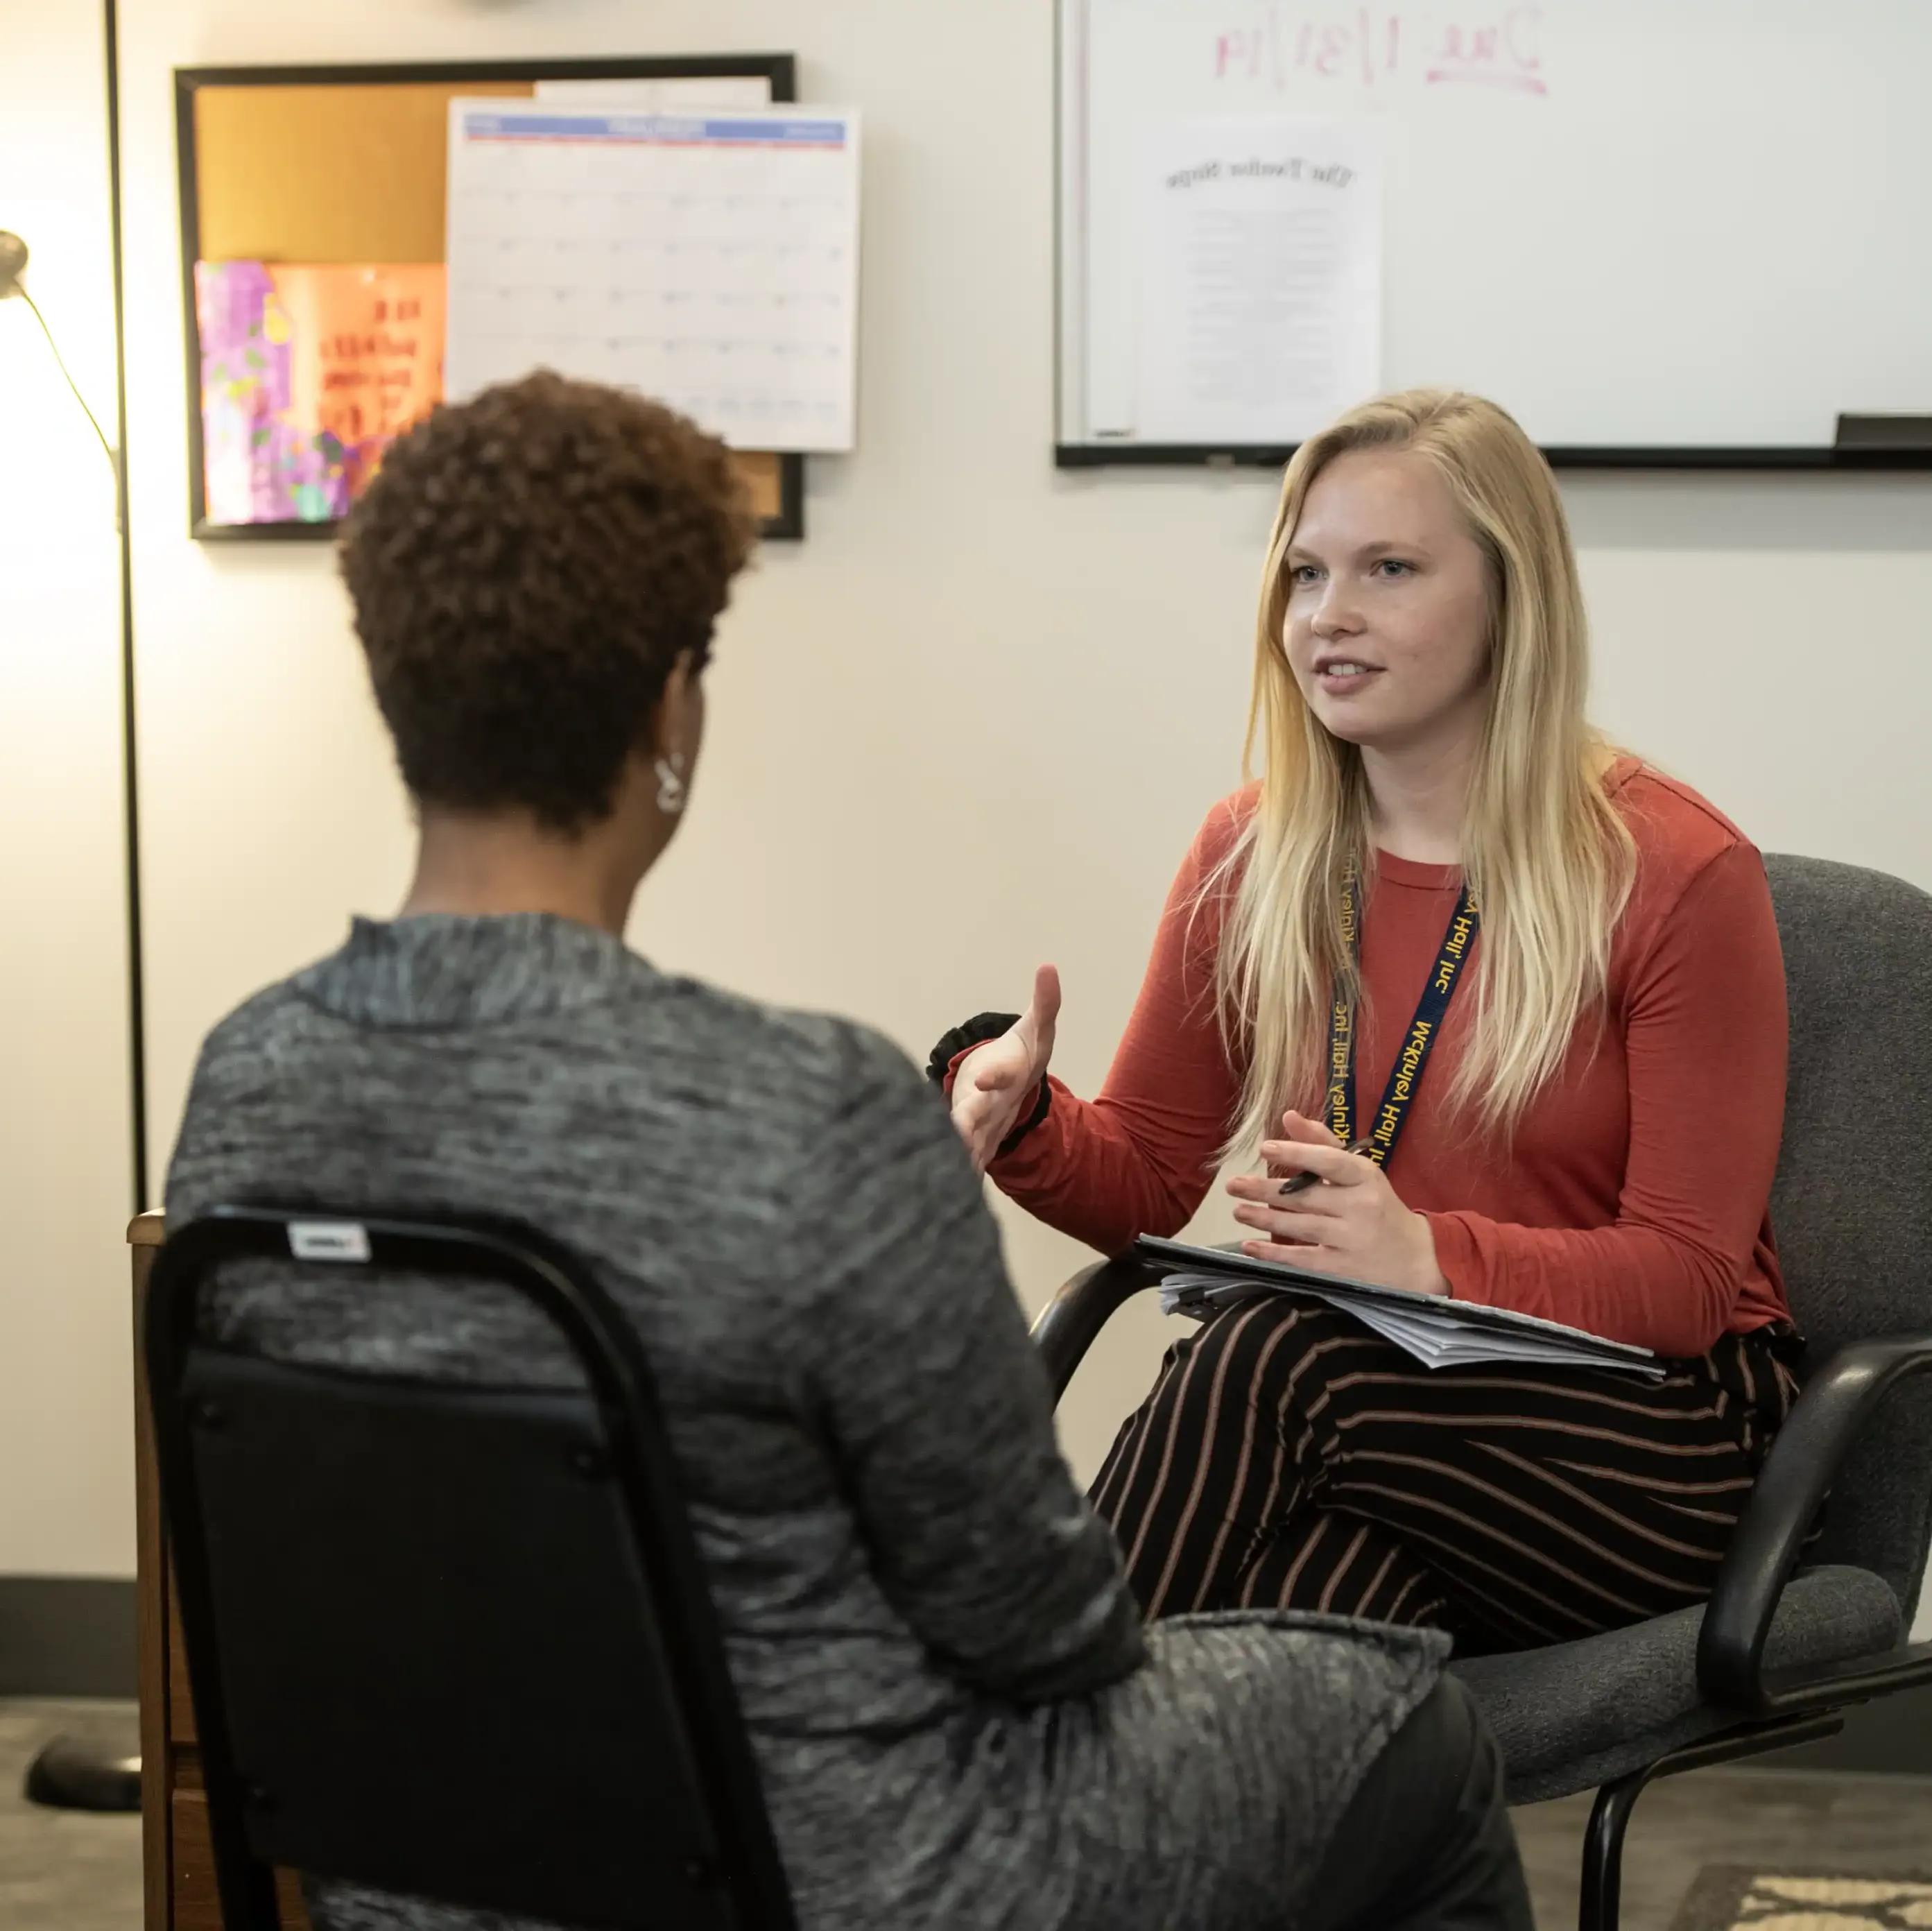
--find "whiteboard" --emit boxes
[1060,0,1932,461]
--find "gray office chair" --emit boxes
[1033,852,1932,1931]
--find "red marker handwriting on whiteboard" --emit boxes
[1216,27,1266,80]
[1427,8,1548,94]
[1208,6,1549,98]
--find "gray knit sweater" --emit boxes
[166,915,1443,1930]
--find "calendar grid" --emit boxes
[446,105,861,454]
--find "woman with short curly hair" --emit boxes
[166,372,1529,1931]
[340,366,753,852]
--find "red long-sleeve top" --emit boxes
[982,762,1791,1358]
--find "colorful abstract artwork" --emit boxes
[195,261,446,526]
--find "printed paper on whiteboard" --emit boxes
[1133,116,1381,445]
[445,102,861,453]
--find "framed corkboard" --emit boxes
[175,57,804,542]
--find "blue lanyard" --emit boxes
[1325,867,1480,1169]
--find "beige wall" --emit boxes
[10,0,1929,1582]
[0,0,135,1575]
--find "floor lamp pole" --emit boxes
[103,0,148,1217]
[22,0,146,1819]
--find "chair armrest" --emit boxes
[1698,1332,1932,1713]
[1030,1255,1164,1405]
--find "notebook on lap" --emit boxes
[1134,1235,1663,1380]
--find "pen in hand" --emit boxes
[1277,1137,1378,1196]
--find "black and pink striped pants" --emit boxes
[1089,1299,1802,1654]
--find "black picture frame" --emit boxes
[175,55,807,542]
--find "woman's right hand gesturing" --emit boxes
[949,965,1061,1173]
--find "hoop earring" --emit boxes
[654,755,687,816]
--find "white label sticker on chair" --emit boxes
[288,1221,372,1264]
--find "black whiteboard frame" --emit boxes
[1051,0,1932,476]
[176,55,807,544]
[1053,443,1932,473]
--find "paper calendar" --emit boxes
[445,103,861,453]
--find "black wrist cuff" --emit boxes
[926,1013,1021,1085]
[998,1070,1054,1158]
[926,1012,1053,1159]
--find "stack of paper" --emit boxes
[1139,1237,1662,1380]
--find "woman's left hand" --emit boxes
[1225,1111,1451,1297]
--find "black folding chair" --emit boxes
[145,1203,797,1931]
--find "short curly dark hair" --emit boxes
[339,370,756,830]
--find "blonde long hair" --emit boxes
[1209,389,1636,1156]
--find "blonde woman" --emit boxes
[936,389,1800,1648]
